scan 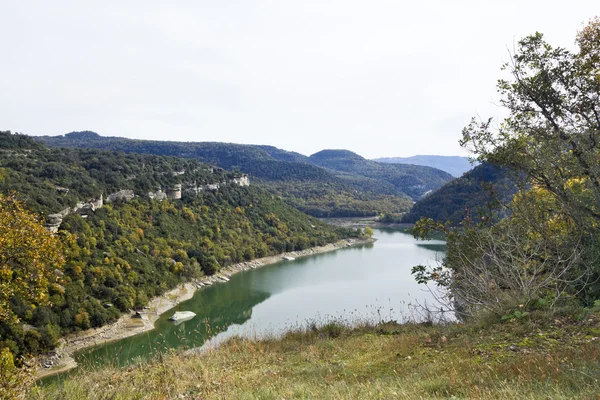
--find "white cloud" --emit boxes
[1,1,596,158]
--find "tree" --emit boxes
[363,226,374,238]
[458,18,600,305]
[0,194,65,322]
[413,188,595,317]
[413,19,600,316]
[461,17,600,227]
[0,347,34,399]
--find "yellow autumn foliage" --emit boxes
[0,194,65,322]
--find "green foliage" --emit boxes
[0,347,34,399]
[0,194,65,323]
[462,20,600,228]
[309,149,453,199]
[413,20,600,319]
[259,180,413,218]
[501,309,530,322]
[402,163,518,224]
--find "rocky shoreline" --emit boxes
[36,236,375,379]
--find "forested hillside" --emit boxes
[309,150,453,199]
[401,163,517,224]
[0,131,353,361]
[34,132,450,217]
[374,155,473,177]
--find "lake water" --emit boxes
[74,228,445,370]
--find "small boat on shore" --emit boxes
[169,311,196,324]
[283,256,295,261]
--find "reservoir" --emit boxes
[74,228,445,370]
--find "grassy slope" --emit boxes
[33,309,600,399]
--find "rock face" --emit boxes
[44,195,104,232]
[43,174,251,232]
[184,181,200,195]
[76,195,103,216]
[106,190,135,203]
[148,189,167,201]
[90,195,103,210]
[44,213,64,233]
[231,174,250,187]
[167,184,182,200]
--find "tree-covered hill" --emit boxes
[401,162,518,224]
[309,149,453,199]
[34,131,449,216]
[374,155,474,177]
[0,131,355,360]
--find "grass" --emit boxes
[29,309,600,399]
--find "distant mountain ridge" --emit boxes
[374,155,474,177]
[33,132,453,217]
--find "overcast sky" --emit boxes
[1,1,597,158]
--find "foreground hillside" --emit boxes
[0,131,353,363]
[33,308,600,399]
[34,132,453,217]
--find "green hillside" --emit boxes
[309,149,453,199]
[0,131,353,361]
[401,163,517,224]
[33,132,450,217]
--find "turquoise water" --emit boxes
[73,228,445,370]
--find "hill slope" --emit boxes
[34,132,453,217]
[374,155,473,177]
[309,150,453,199]
[0,131,353,360]
[401,163,518,224]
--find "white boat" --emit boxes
[283,256,295,261]
[169,311,196,323]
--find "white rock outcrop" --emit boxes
[167,184,182,200]
[148,189,167,201]
[106,190,135,203]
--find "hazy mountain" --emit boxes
[374,155,474,177]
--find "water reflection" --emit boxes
[74,229,445,370]
[416,243,447,252]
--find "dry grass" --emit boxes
[30,310,600,399]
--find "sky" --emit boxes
[1,1,597,158]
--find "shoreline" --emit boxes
[36,236,375,379]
